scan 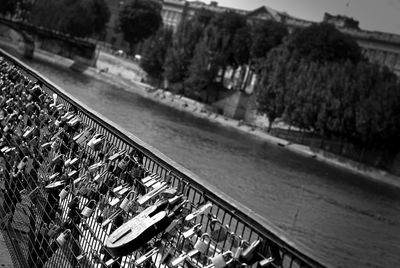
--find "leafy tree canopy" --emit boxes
[0,0,18,16]
[204,11,248,67]
[250,20,288,61]
[163,9,215,87]
[193,8,214,26]
[289,22,362,63]
[184,40,219,102]
[140,28,173,79]
[256,41,400,150]
[232,25,251,66]
[30,0,110,38]
[91,0,111,36]
[119,0,162,51]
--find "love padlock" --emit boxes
[210,251,233,268]
[239,239,261,264]
[76,252,87,262]
[59,186,70,201]
[56,229,71,246]
[81,200,97,218]
[47,223,61,238]
[119,191,137,212]
[67,116,80,127]
[234,240,247,259]
[194,233,211,255]
[87,134,103,150]
[258,257,274,268]
[17,156,28,171]
[69,157,79,168]
[117,155,131,171]
[39,223,49,236]
[210,218,229,243]
[135,248,159,266]
[160,246,174,264]
[171,253,187,267]
[182,223,202,239]
[94,170,108,184]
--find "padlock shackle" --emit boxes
[239,239,248,247]
[223,251,233,259]
[209,218,222,231]
[92,133,103,139]
[87,200,97,208]
[207,251,234,268]
[193,223,202,232]
[126,190,137,200]
[201,232,210,240]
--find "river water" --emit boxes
[5,49,400,268]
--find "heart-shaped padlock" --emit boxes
[210,218,229,242]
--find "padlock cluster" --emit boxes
[0,57,281,268]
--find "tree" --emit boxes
[250,21,288,61]
[0,0,18,16]
[289,22,362,63]
[17,0,35,21]
[204,11,248,68]
[119,0,162,53]
[91,0,111,37]
[247,21,288,91]
[163,46,185,84]
[255,47,293,132]
[140,28,172,82]
[30,0,64,29]
[29,0,110,38]
[60,1,95,37]
[232,25,251,67]
[198,11,249,98]
[254,23,400,168]
[0,0,33,19]
[163,9,215,93]
[184,40,218,102]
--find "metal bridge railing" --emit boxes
[0,48,330,268]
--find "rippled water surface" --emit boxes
[6,49,400,268]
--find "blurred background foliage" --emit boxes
[30,0,110,38]
[0,0,111,38]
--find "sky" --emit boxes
[196,0,400,35]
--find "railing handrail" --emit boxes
[0,48,332,268]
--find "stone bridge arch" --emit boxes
[0,17,98,68]
[0,18,35,59]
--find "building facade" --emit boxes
[103,0,400,75]
[160,0,400,75]
[161,0,187,30]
